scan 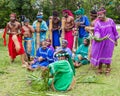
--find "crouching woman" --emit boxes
[46,51,76,91]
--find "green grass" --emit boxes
[0,30,120,96]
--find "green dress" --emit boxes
[74,44,89,65]
[48,60,75,91]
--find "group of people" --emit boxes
[2,6,119,91]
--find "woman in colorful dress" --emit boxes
[90,7,119,75]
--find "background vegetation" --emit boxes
[0,0,120,28]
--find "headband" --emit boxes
[97,10,106,14]
[36,15,43,19]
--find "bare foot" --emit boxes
[22,62,28,68]
[27,66,34,71]
[97,69,103,75]
[22,64,27,68]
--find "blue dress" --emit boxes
[52,29,61,47]
[31,47,54,68]
[46,20,61,47]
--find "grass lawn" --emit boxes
[0,30,120,96]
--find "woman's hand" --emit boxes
[38,57,44,61]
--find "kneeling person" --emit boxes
[48,51,75,91]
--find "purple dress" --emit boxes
[90,18,119,66]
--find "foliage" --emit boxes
[28,70,49,91]
[0,0,38,28]
[0,0,120,27]
[40,0,120,23]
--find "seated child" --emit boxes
[74,38,90,67]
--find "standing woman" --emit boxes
[90,7,119,75]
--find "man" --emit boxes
[4,13,27,66]
[55,39,72,57]
[90,7,119,75]
[32,13,48,50]
[85,10,98,34]
[74,8,90,46]
[22,19,35,60]
[47,11,61,48]
[85,10,98,60]
[62,9,74,50]
[27,40,54,71]
[48,51,75,91]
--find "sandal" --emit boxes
[105,68,111,76]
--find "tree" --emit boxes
[0,0,120,28]
[0,0,38,28]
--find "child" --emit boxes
[74,38,90,67]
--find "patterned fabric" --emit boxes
[24,37,35,57]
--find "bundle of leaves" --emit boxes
[28,69,49,91]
